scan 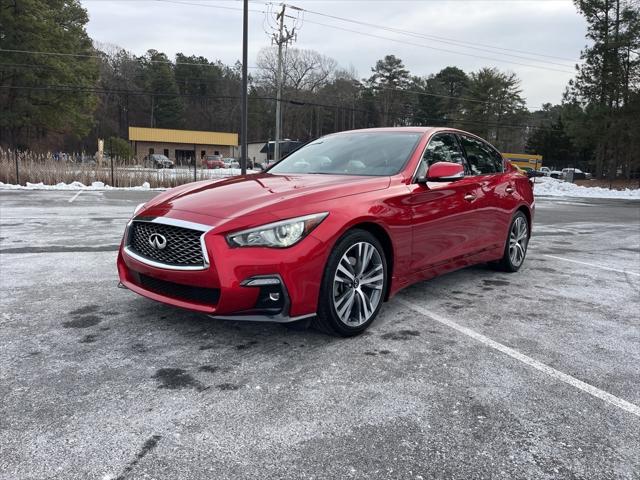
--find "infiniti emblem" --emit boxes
[148,233,167,250]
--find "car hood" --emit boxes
[144,173,390,219]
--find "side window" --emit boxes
[417,133,465,179]
[460,135,503,175]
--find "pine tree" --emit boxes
[564,0,640,179]
[0,0,99,149]
[463,67,527,149]
[140,50,184,129]
[366,55,412,126]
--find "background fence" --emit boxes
[0,150,251,189]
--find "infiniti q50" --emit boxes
[118,127,533,336]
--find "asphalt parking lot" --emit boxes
[1,189,639,480]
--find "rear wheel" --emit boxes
[496,211,529,272]
[313,229,387,336]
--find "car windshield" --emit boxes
[268,132,422,176]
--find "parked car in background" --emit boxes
[223,158,240,169]
[522,166,545,178]
[145,154,174,169]
[562,168,591,180]
[549,170,563,179]
[538,167,551,176]
[118,127,534,337]
[202,155,225,169]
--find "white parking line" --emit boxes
[544,254,640,276]
[68,191,83,203]
[396,297,640,417]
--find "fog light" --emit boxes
[269,292,280,301]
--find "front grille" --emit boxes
[134,272,220,305]
[128,221,205,267]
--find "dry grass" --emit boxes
[0,149,240,189]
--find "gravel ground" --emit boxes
[0,190,639,480]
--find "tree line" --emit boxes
[1,0,638,178]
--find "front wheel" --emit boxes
[496,211,529,272]
[314,229,387,337]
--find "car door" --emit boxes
[458,134,516,251]
[407,132,485,273]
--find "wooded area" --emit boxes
[0,0,638,178]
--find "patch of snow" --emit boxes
[0,181,162,191]
[534,177,640,199]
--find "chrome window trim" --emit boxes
[124,216,214,271]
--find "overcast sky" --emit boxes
[81,0,588,109]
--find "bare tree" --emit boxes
[256,47,337,93]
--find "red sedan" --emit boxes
[118,127,533,336]
[202,155,225,169]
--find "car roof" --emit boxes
[330,126,482,138]
[327,126,501,152]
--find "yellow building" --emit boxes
[502,153,543,170]
[129,127,238,165]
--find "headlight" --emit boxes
[226,213,328,248]
[133,203,146,216]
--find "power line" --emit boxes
[0,48,260,69]
[0,63,259,85]
[292,6,577,65]
[282,2,579,64]
[79,0,579,74]
[0,59,538,107]
[0,64,523,108]
[0,83,564,132]
[144,0,579,69]
[298,18,576,74]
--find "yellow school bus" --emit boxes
[502,153,543,171]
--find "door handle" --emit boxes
[464,193,477,202]
[506,186,514,194]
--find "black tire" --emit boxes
[496,211,529,272]
[312,229,388,337]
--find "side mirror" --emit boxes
[419,162,465,183]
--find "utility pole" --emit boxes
[150,95,154,128]
[240,0,248,175]
[266,3,301,162]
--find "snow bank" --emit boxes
[3,175,638,199]
[0,181,162,191]
[533,177,640,199]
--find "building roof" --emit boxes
[129,127,238,146]
[260,140,304,154]
[503,153,543,161]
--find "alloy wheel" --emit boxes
[332,241,384,327]
[509,216,528,267]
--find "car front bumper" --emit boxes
[117,216,328,322]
